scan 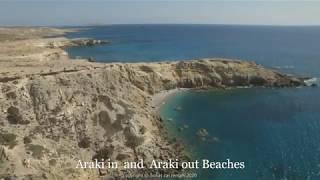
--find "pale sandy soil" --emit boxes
[151,88,188,112]
[0,28,106,81]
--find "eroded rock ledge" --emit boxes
[47,38,110,48]
[0,28,306,179]
[0,59,306,179]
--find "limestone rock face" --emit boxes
[0,59,306,179]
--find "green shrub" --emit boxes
[78,137,91,148]
[7,106,29,124]
[49,159,57,166]
[26,144,47,159]
[23,136,32,144]
[0,132,17,149]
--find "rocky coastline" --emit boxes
[47,38,110,48]
[0,27,307,179]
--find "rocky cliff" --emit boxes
[0,28,306,179]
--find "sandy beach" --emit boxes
[151,88,189,112]
[0,27,307,179]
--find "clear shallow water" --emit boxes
[65,25,320,179]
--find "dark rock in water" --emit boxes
[169,137,177,144]
[178,125,189,132]
[311,83,317,87]
[197,128,209,137]
[207,137,220,143]
[88,57,96,62]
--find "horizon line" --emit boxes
[1,23,320,28]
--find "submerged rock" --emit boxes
[207,137,220,143]
[197,128,209,137]
[87,57,96,62]
[174,106,183,111]
[178,124,189,132]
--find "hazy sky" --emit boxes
[0,0,320,26]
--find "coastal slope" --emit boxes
[0,28,305,179]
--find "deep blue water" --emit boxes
[161,88,320,180]
[66,25,320,77]
[65,25,320,180]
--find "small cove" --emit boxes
[65,25,320,179]
[160,87,320,179]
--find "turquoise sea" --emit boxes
[66,25,320,180]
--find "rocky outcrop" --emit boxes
[121,60,305,94]
[47,38,110,48]
[0,59,306,179]
[0,28,307,179]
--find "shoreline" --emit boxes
[151,88,189,113]
[0,27,309,179]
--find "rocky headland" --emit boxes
[0,27,306,179]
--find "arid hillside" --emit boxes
[0,27,306,179]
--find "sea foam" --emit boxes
[304,77,319,86]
